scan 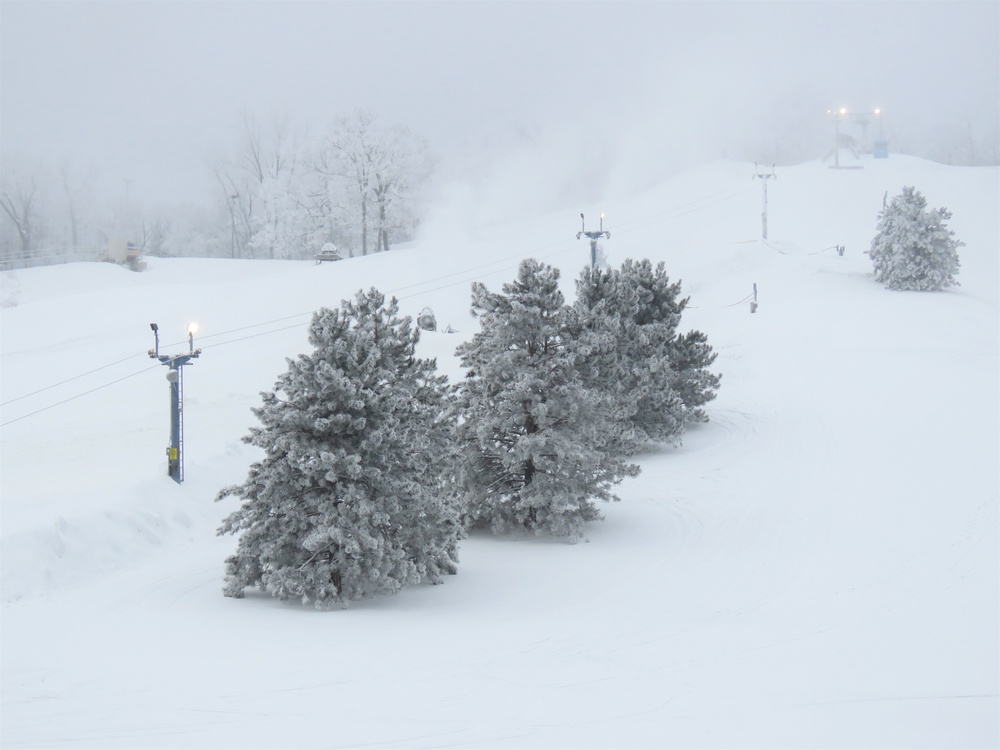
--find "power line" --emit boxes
[8,182,748,395]
[2,182,755,422]
[192,311,316,344]
[607,185,755,237]
[0,364,160,427]
[199,321,311,351]
[0,246,575,421]
[0,352,146,406]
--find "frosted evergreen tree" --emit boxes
[574,259,720,454]
[569,266,646,457]
[870,186,962,291]
[667,329,720,422]
[216,289,461,608]
[455,259,638,540]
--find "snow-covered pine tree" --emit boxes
[568,266,645,457]
[870,186,962,291]
[619,259,719,424]
[216,289,461,608]
[667,329,720,422]
[455,259,639,540]
[574,259,720,451]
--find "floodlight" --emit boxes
[187,322,198,335]
[150,323,158,332]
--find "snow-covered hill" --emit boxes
[2,155,997,748]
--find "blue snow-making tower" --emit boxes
[148,322,201,484]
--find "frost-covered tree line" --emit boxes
[0,109,431,268]
[0,159,130,268]
[214,110,431,261]
[217,258,720,608]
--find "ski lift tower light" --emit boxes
[577,213,610,268]
[148,322,202,484]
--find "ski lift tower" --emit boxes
[827,107,884,166]
[577,212,610,268]
[826,107,850,168]
[753,163,776,239]
[148,322,202,484]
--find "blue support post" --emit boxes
[577,213,611,269]
[169,364,179,477]
[148,323,201,484]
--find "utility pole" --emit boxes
[753,164,776,240]
[148,322,202,484]
[829,108,846,168]
[577,212,610,268]
[228,194,238,259]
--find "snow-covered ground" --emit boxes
[2,155,997,748]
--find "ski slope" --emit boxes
[1,155,997,748]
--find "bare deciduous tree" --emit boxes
[315,109,430,256]
[0,172,40,261]
[213,112,302,259]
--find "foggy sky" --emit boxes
[2,1,997,208]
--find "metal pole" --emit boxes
[229,194,238,259]
[753,166,776,240]
[148,325,201,484]
[577,213,610,270]
[762,180,768,240]
[168,363,181,482]
[834,117,840,169]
